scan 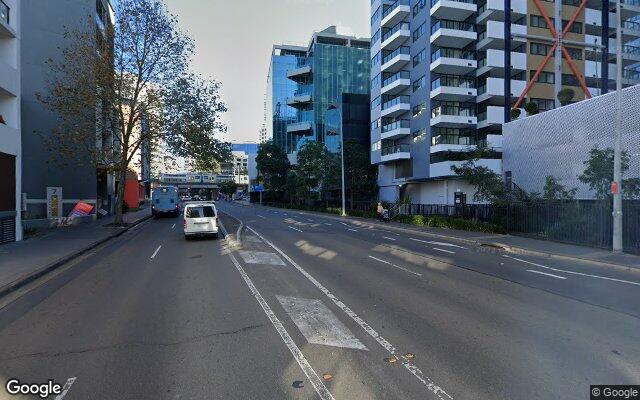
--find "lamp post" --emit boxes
[327,104,347,217]
[613,0,623,252]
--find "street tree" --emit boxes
[256,141,290,192]
[543,176,577,200]
[297,141,329,197]
[451,160,504,202]
[578,147,634,199]
[343,140,377,205]
[39,0,228,225]
[219,181,238,198]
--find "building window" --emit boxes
[412,75,426,92]
[413,0,426,16]
[371,73,381,88]
[530,15,551,29]
[413,22,426,42]
[371,96,381,110]
[412,102,427,118]
[563,20,582,34]
[529,98,555,111]
[412,129,427,143]
[565,47,582,60]
[371,6,381,26]
[530,42,551,56]
[371,51,381,66]
[530,70,555,84]
[372,29,381,44]
[562,73,581,86]
[371,140,381,151]
[413,48,427,67]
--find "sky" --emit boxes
[161,0,371,143]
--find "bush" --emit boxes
[392,214,506,234]
[524,101,539,115]
[510,108,521,120]
[557,88,575,106]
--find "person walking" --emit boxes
[376,202,384,222]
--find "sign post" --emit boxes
[46,187,63,219]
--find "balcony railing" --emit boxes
[431,103,476,118]
[382,0,410,19]
[431,134,477,146]
[383,47,411,64]
[382,120,411,132]
[624,45,640,56]
[431,74,475,89]
[293,84,313,97]
[381,144,411,156]
[623,20,640,31]
[382,22,410,42]
[431,0,476,6]
[431,47,475,62]
[431,20,476,34]
[382,95,410,110]
[0,0,9,24]
[382,70,410,87]
[622,0,640,6]
[624,68,640,80]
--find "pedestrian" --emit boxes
[377,202,384,222]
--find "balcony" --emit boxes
[381,0,411,28]
[381,22,411,51]
[476,21,527,51]
[430,103,477,127]
[430,47,477,74]
[0,0,15,38]
[286,86,313,108]
[475,49,526,77]
[381,96,411,118]
[430,20,477,48]
[430,158,501,178]
[381,120,411,140]
[380,144,411,163]
[286,121,313,136]
[286,61,312,82]
[476,0,527,25]
[430,0,477,22]
[476,78,526,104]
[430,133,477,153]
[381,47,411,73]
[430,75,476,101]
[381,70,410,95]
[476,106,506,129]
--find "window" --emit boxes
[371,73,381,88]
[565,47,582,60]
[413,48,427,67]
[186,206,216,218]
[531,70,555,84]
[371,96,381,109]
[371,51,381,66]
[371,140,381,151]
[530,42,551,56]
[412,75,426,92]
[562,73,581,86]
[413,22,426,42]
[412,102,426,118]
[413,129,427,143]
[563,20,582,34]
[413,0,426,16]
[371,118,381,130]
[371,6,380,26]
[530,98,555,111]
[372,29,381,44]
[530,15,551,29]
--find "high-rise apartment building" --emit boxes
[370,0,640,203]
[268,26,371,158]
[0,0,21,243]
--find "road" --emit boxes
[0,202,639,399]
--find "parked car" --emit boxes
[151,186,180,217]
[181,195,192,202]
[183,202,219,239]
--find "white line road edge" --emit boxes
[54,377,77,400]
[225,243,335,399]
[527,270,567,279]
[410,238,466,249]
[432,248,455,254]
[348,228,358,232]
[288,226,303,233]
[369,256,422,277]
[503,255,640,286]
[247,225,452,400]
[150,245,162,259]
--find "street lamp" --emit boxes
[327,104,347,217]
[613,0,623,252]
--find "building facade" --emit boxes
[370,0,640,204]
[22,0,116,220]
[0,0,21,243]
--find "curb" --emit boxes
[255,204,640,272]
[0,214,153,299]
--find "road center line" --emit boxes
[369,256,422,277]
[382,236,397,241]
[171,223,176,229]
[433,248,455,254]
[527,269,567,279]
[248,226,451,400]
[348,228,358,232]
[503,255,640,286]
[340,222,349,226]
[54,377,77,400]
[150,245,162,259]
[288,226,303,233]
[258,215,266,219]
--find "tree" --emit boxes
[256,141,290,192]
[219,180,238,197]
[542,176,577,200]
[297,141,329,197]
[40,0,228,224]
[578,147,632,199]
[557,88,575,106]
[451,161,504,202]
[343,140,377,205]
[524,101,539,115]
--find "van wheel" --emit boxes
[211,233,219,239]
[184,235,190,240]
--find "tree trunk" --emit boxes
[114,161,128,225]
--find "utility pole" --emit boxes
[504,0,511,123]
[613,0,623,252]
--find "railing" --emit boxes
[431,74,475,89]
[624,45,640,56]
[382,120,411,132]
[382,0,410,19]
[431,103,476,118]
[293,84,313,97]
[382,46,411,64]
[382,95,410,110]
[382,70,410,87]
[431,19,476,34]
[477,57,487,68]
[431,0,476,6]
[477,84,487,95]
[382,22,410,42]
[0,0,8,24]
[624,68,640,80]
[623,20,640,32]
[431,47,475,62]
[381,144,411,156]
[431,134,477,145]
[622,0,640,6]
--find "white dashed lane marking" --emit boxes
[382,236,397,241]
[433,248,455,254]
[369,256,423,277]
[348,228,358,232]
[54,377,77,400]
[238,251,286,266]
[288,226,303,233]
[527,270,567,280]
[410,238,467,249]
[150,245,162,259]
[277,296,368,350]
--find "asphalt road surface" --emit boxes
[0,202,639,399]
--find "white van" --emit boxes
[183,203,219,239]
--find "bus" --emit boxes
[151,186,180,217]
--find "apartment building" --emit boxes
[0,0,21,243]
[370,0,640,203]
[267,26,371,159]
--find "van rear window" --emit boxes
[186,206,215,218]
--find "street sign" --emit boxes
[253,185,264,193]
[611,181,619,195]
[46,187,63,219]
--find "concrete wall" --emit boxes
[503,84,640,198]
[21,0,99,219]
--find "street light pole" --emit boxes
[613,0,623,252]
[327,103,347,217]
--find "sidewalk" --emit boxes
[0,208,152,297]
[256,204,640,271]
